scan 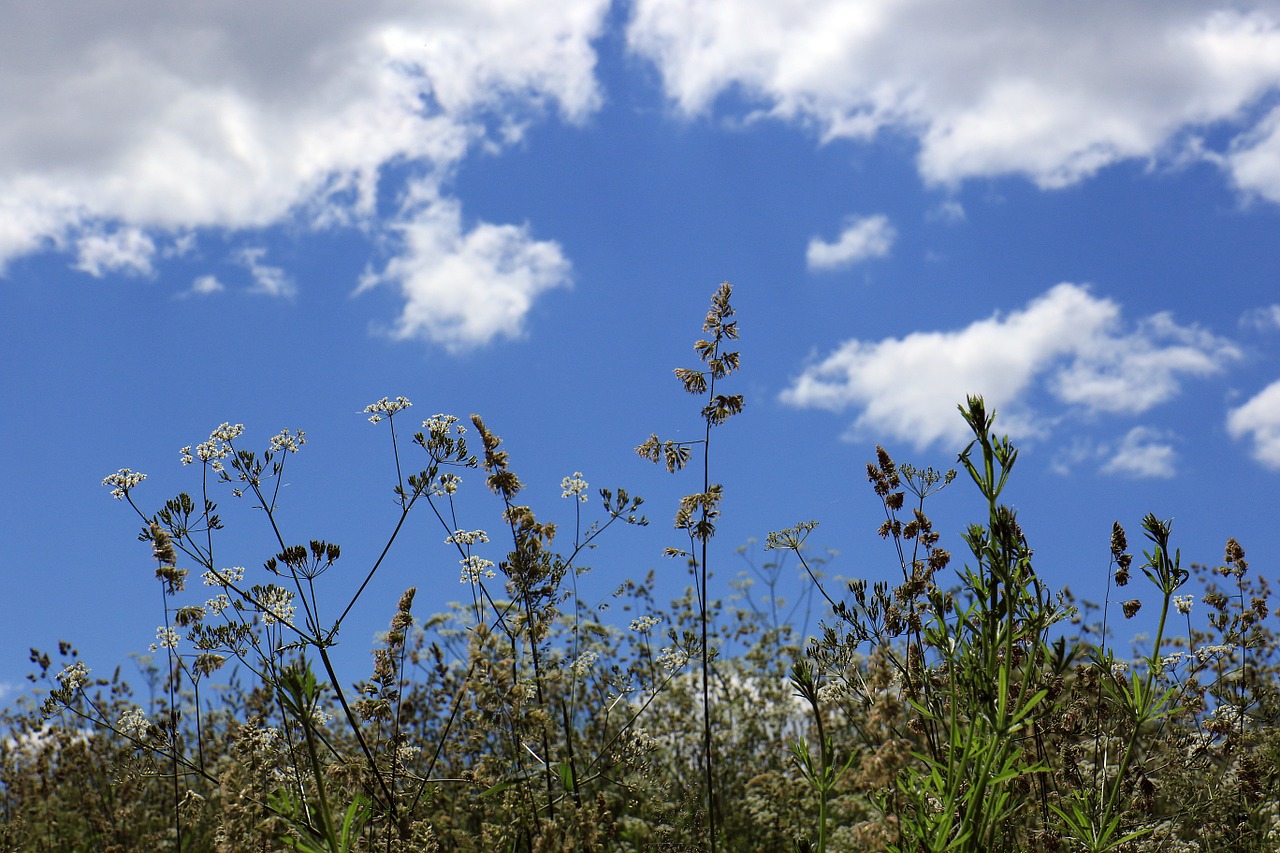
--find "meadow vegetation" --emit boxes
[4,283,1280,851]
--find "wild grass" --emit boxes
[5,283,1280,851]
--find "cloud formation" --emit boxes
[0,0,607,345]
[1228,380,1280,469]
[1100,427,1178,479]
[806,214,896,271]
[628,1,1280,192]
[780,283,1240,450]
[358,184,572,351]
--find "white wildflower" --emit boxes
[364,396,412,423]
[570,651,599,677]
[561,472,589,502]
[432,473,461,497]
[118,708,150,739]
[151,627,180,651]
[459,556,496,584]
[56,662,90,692]
[629,615,661,634]
[1174,595,1195,615]
[102,468,146,500]
[446,529,489,547]
[259,586,295,626]
[203,566,245,587]
[268,429,306,453]
[657,646,690,672]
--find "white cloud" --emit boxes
[1240,304,1280,331]
[1227,379,1280,469]
[189,274,225,296]
[239,248,294,298]
[359,183,572,351]
[0,1,608,339]
[73,227,156,277]
[780,283,1239,450]
[806,214,895,270]
[628,1,1280,193]
[1100,427,1178,479]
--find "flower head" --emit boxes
[561,472,589,502]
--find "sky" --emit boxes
[4,0,1280,708]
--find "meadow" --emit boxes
[4,283,1278,852]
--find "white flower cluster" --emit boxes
[182,422,244,472]
[423,413,464,436]
[56,661,90,692]
[102,468,146,500]
[569,650,599,677]
[364,396,412,424]
[268,428,307,454]
[202,566,245,586]
[117,707,150,739]
[446,529,489,546]
[206,594,231,616]
[1173,595,1195,615]
[561,472,589,502]
[629,615,661,634]
[657,646,690,672]
[259,586,295,626]
[432,472,462,497]
[151,626,180,651]
[460,555,496,584]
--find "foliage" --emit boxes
[6,284,1280,852]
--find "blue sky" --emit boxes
[4,1,1280,705]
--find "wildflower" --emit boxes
[629,615,661,633]
[569,650,599,677]
[1173,594,1194,615]
[1111,661,1128,678]
[102,468,146,500]
[364,396,412,424]
[310,707,333,728]
[423,413,463,435]
[118,707,150,739]
[561,472,589,502]
[259,586,295,626]
[445,529,489,547]
[1121,599,1142,618]
[657,646,690,672]
[459,555,496,583]
[151,627,180,651]
[56,662,90,692]
[179,446,194,465]
[202,566,244,586]
[210,422,245,442]
[268,429,306,453]
[206,594,231,615]
[432,473,461,497]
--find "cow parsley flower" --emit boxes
[561,472,589,502]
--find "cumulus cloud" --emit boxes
[1241,304,1280,331]
[239,248,294,298]
[73,227,156,277]
[0,1,608,342]
[628,1,1280,193]
[780,283,1240,450]
[1227,379,1280,469]
[188,274,225,296]
[806,214,895,270]
[1100,427,1178,479]
[358,183,572,351]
